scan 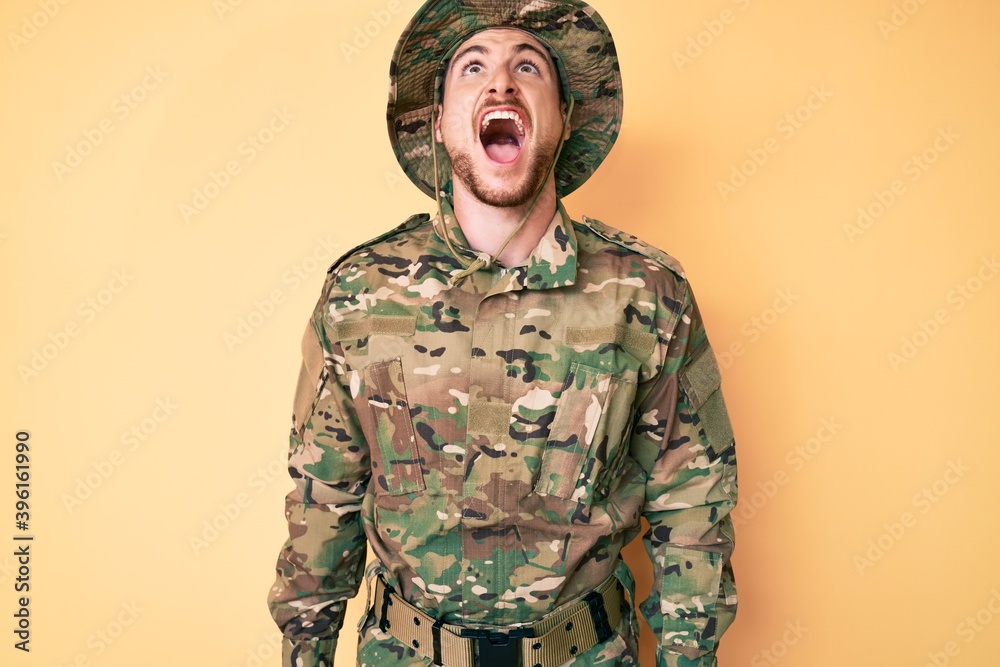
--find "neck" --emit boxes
[450,177,558,268]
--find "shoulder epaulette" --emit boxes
[578,215,687,281]
[325,213,431,275]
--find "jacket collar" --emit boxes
[431,197,578,291]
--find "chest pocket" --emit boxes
[533,360,638,505]
[365,357,425,496]
[333,314,424,497]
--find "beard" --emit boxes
[444,134,559,208]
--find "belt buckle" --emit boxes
[461,626,533,667]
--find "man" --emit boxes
[267,2,738,666]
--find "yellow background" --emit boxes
[3,1,999,665]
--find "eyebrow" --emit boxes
[513,42,552,69]
[450,43,488,67]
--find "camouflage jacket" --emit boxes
[267,201,738,667]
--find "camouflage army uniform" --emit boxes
[268,1,737,665]
[267,198,738,666]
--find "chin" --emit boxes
[447,131,558,208]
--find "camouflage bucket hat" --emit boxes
[387,0,623,199]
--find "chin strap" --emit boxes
[431,97,576,287]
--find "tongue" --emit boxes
[485,141,520,163]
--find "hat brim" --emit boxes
[387,0,623,199]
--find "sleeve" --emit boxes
[266,276,371,667]
[630,280,738,667]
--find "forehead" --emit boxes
[451,27,555,64]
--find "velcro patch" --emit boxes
[680,345,734,452]
[699,389,734,454]
[332,315,417,340]
[565,324,657,359]
[467,400,513,436]
[681,345,722,410]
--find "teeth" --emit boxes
[481,110,525,136]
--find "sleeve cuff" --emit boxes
[281,635,337,667]
[659,648,717,667]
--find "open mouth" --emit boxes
[479,109,526,164]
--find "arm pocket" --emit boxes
[658,546,724,655]
[364,358,425,496]
[533,361,637,504]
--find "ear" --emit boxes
[561,101,571,141]
[434,104,444,143]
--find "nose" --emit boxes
[487,68,516,96]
